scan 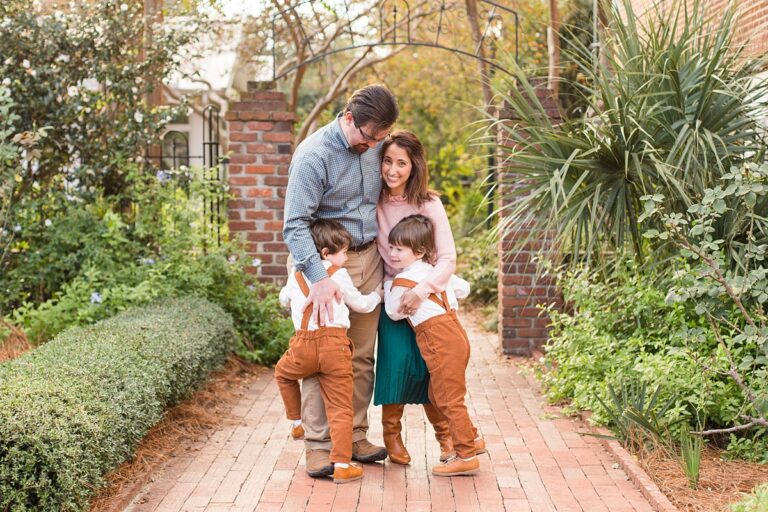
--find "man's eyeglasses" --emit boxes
[355,123,390,143]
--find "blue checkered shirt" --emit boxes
[283,114,383,283]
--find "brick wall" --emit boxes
[226,81,294,283]
[497,86,563,356]
[629,0,768,59]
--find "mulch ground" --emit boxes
[0,320,32,362]
[638,446,768,512]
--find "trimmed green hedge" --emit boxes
[0,297,235,511]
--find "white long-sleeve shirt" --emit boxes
[385,260,470,327]
[280,260,381,330]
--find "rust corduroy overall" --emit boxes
[391,277,478,459]
[275,267,355,464]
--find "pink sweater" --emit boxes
[376,193,457,300]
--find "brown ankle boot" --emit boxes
[423,403,453,461]
[382,404,410,465]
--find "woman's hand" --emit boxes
[398,290,424,316]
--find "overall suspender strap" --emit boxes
[297,266,340,330]
[390,278,451,311]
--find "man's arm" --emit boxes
[283,153,328,283]
[283,153,341,324]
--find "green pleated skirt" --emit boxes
[373,310,430,405]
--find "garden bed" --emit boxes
[636,446,768,512]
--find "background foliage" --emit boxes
[0,0,291,364]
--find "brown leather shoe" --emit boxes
[439,437,486,462]
[424,403,453,461]
[333,463,364,484]
[432,456,480,477]
[290,424,305,440]
[382,404,411,465]
[351,439,388,463]
[306,449,334,478]
[475,437,487,455]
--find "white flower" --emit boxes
[2,78,10,86]
[90,291,102,304]
[134,111,143,123]
[56,54,70,63]
[0,228,6,237]
[120,3,129,11]
[67,86,79,97]
[251,258,262,267]
[44,219,52,227]
[13,224,21,232]
[228,255,237,264]
[131,86,138,94]
[22,59,30,68]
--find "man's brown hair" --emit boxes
[388,214,436,262]
[381,130,438,207]
[310,218,353,256]
[345,84,399,131]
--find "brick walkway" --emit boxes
[125,313,656,512]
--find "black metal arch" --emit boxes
[270,0,518,81]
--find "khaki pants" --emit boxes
[287,244,383,450]
[274,327,354,463]
[414,311,477,459]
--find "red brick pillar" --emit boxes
[497,86,563,356]
[226,81,295,283]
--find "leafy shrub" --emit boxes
[0,297,235,511]
[0,0,198,197]
[493,0,768,267]
[729,483,768,512]
[455,231,498,306]
[1,167,292,364]
[541,262,748,442]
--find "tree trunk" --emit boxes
[464,0,493,109]
[547,0,561,97]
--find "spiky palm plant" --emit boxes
[493,0,768,267]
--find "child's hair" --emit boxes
[310,218,353,256]
[381,131,438,207]
[388,214,435,262]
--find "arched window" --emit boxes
[161,130,190,170]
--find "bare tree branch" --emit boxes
[695,417,768,436]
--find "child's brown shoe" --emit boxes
[439,438,485,462]
[431,456,480,477]
[332,463,363,484]
[290,424,305,440]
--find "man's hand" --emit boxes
[398,290,425,317]
[303,277,342,326]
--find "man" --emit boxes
[283,84,398,477]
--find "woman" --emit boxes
[374,130,456,464]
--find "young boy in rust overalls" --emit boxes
[384,214,485,477]
[275,219,382,483]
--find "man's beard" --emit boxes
[352,144,370,154]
